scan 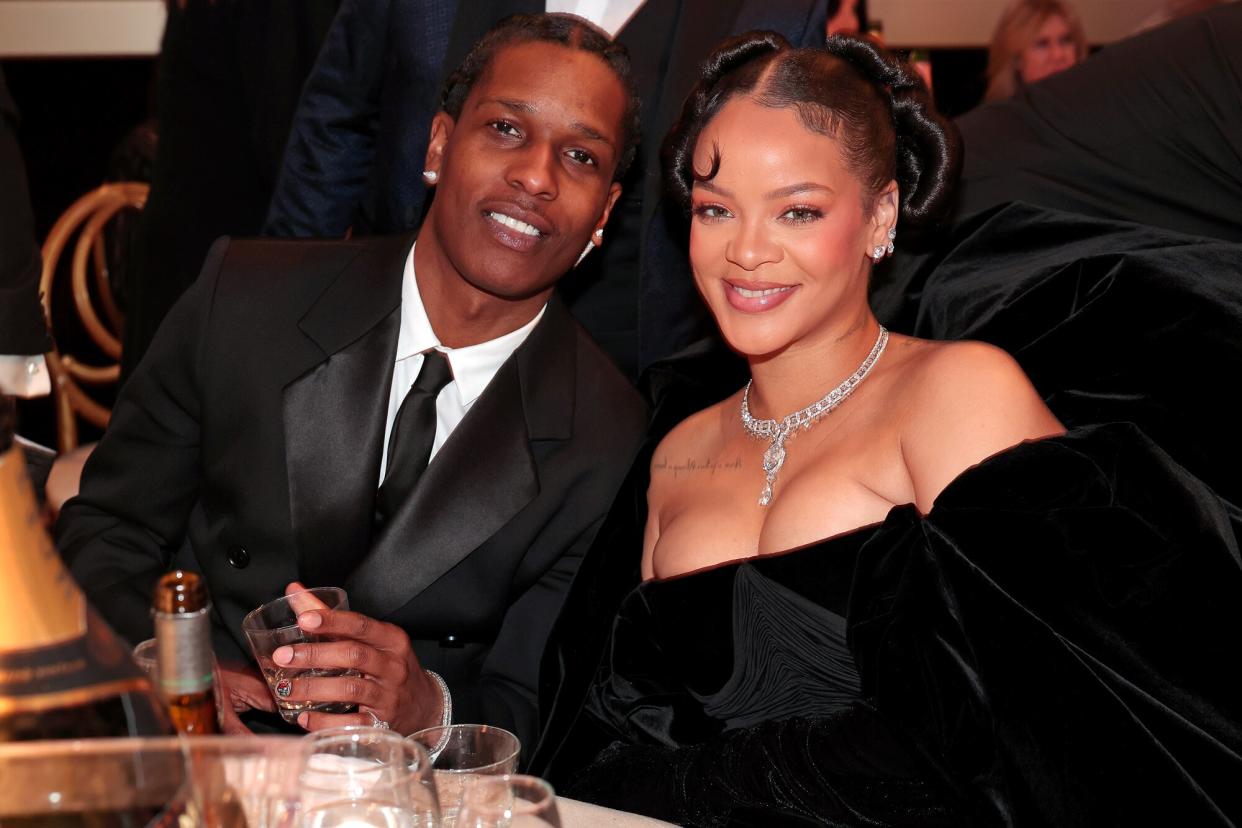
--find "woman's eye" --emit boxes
[779,207,821,223]
[567,149,597,167]
[692,204,731,220]
[489,120,521,138]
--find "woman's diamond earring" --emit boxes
[872,245,885,262]
[886,227,896,256]
[422,170,438,183]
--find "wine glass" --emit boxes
[298,726,440,828]
[454,775,561,828]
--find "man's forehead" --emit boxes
[470,41,623,118]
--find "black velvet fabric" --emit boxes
[565,424,1242,826]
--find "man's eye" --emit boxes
[692,204,731,220]
[567,149,597,167]
[490,120,521,137]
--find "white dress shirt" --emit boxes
[378,244,545,484]
[545,0,646,37]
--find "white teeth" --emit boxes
[488,212,541,237]
[733,285,792,298]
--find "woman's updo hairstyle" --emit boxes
[663,31,961,228]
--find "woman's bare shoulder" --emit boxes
[894,338,1065,508]
[647,394,740,494]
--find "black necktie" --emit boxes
[376,350,453,525]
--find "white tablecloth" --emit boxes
[560,797,678,827]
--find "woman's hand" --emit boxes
[215,663,276,734]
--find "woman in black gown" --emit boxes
[540,31,1242,828]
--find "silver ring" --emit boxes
[367,710,390,730]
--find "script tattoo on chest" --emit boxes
[653,455,743,479]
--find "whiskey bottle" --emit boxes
[152,571,220,735]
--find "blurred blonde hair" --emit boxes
[985,0,1088,101]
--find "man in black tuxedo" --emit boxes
[263,0,831,376]
[57,15,647,749]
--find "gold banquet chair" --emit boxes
[39,182,148,512]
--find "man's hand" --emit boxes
[215,663,276,735]
[271,582,444,735]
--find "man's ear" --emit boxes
[592,183,624,245]
[424,111,456,179]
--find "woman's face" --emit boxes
[1018,14,1079,85]
[688,98,894,359]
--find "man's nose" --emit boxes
[507,143,558,199]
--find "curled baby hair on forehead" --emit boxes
[439,12,642,181]
[663,31,961,229]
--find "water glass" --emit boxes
[241,586,358,723]
[455,775,561,828]
[408,724,520,827]
[299,726,440,828]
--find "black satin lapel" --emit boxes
[347,357,539,618]
[284,308,399,588]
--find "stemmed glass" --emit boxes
[454,775,561,828]
[298,726,440,828]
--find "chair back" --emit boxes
[39,182,148,452]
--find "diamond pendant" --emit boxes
[759,433,788,507]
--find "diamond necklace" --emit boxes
[741,326,889,506]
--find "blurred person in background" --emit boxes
[119,0,339,384]
[0,68,51,400]
[825,0,861,34]
[984,0,1087,101]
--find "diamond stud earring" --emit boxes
[422,170,438,183]
[872,245,885,262]
[886,227,896,256]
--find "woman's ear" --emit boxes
[423,111,456,181]
[870,180,899,250]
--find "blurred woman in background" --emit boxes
[985,0,1087,100]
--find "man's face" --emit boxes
[423,40,625,301]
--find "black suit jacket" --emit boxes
[263,0,830,375]
[58,234,647,749]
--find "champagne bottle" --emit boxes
[152,571,220,735]
[0,396,174,824]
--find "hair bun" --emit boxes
[822,35,961,227]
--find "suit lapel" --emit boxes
[283,235,412,588]
[346,296,578,619]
